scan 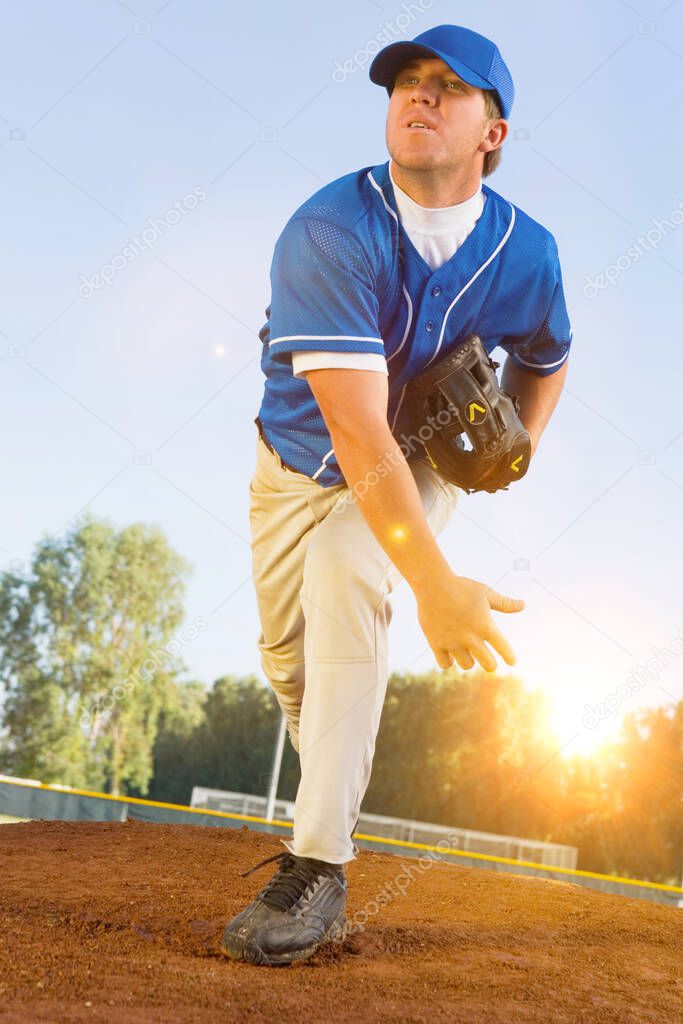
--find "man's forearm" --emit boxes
[501,356,569,455]
[330,420,452,597]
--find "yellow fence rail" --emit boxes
[1,775,681,896]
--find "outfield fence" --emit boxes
[1,775,680,908]
[191,786,579,868]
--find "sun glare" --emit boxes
[540,673,632,759]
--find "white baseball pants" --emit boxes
[249,426,460,864]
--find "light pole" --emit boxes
[265,712,287,822]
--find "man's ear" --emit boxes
[482,119,508,154]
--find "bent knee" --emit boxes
[258,637,305,685]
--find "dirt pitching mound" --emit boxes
[0,820,680,1023]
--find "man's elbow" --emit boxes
[326,410,394,461]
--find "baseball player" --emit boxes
[222,24,572,966]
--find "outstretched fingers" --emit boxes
[484,623,517,667]
[433,648,453,670]
[434,645,476,671]
[468,642,498,673]
[451,645,475,671]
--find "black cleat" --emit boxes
[221,850,347,966]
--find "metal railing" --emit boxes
[190,786,578,869]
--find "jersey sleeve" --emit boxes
[266,216,384,366]
[499,239,572,377]
[291,350,388,378]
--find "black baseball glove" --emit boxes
[405,334,531,494]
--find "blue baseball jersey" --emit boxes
[256,159,572,488]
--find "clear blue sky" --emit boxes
[1,0,682,758]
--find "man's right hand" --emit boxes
[415,572,525,673]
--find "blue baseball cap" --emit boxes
[369,24,514,120]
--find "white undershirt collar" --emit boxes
[389,162,484,237]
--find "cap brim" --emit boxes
[369,41,492,94]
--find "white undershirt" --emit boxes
[291,165,485,378]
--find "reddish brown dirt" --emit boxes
[0,821,680,1023]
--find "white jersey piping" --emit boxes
[311,447,335,481]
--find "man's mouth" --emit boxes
[404,119,435,132]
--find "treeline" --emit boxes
[142,671,683,886]
[0,518,680,885]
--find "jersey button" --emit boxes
[425,320,434,332]
[431,285,442,297]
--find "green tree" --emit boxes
[147,675,301,806]
[0,515,191,795]
[140,678,208,803]
[586,703,683,882]
[365,669,562,840]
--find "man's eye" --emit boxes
[399,75,462,89]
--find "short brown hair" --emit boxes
[483,90,504,177]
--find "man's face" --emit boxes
[386,56,500,173]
